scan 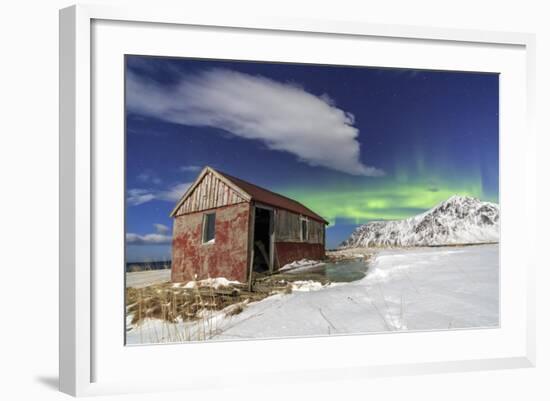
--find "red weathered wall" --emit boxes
[275,242,325,269]
[171,202,251,283]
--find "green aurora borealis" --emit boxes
[279,152,498,226]
[283,176,494,226]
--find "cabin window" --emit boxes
[301,217,308,242]
[202,213,216,243]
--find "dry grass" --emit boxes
[126,278,294,326]
[125,270,331,324]
[126,271,337,342]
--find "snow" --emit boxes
[125,272,240,290]
[279,259,325,273]
[126,244,499,344]
[341,195,499,248]
[125,269,170,288]
[291,280,335,292]
[326,247,373,260]
[183,277,241,289]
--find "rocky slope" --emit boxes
[340,195,499,248]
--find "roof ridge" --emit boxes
[216,169,302,203]
[212,167,328,224]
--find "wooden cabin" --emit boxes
[170,166,328,283]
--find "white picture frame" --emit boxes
[59,4,536,397]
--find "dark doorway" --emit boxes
[252,207,273,273]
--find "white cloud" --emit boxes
[137,170,162,185]
[126,223,172,245]
[180,165,202,173]
[156,182,192,202]
[127,69,384,176]
[127,189,156,206]
[126,233,171,245]
[153,223,170,235]
[127,182,192,206]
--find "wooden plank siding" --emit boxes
[174,171,248,216]
[308,219,325,245]
[274,209,301,242]
[274,209,325,245]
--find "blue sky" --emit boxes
[125,55,499,262]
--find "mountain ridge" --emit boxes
[340,195,499,248]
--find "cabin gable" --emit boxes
[172,170,249,216]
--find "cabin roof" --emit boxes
[171,166,329,224]
[216,169,329,224]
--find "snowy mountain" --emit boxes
[340,195,499,248]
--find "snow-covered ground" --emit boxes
[126,244,498,344]
[125,269,170,288]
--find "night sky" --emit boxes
[125,55,499,262]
